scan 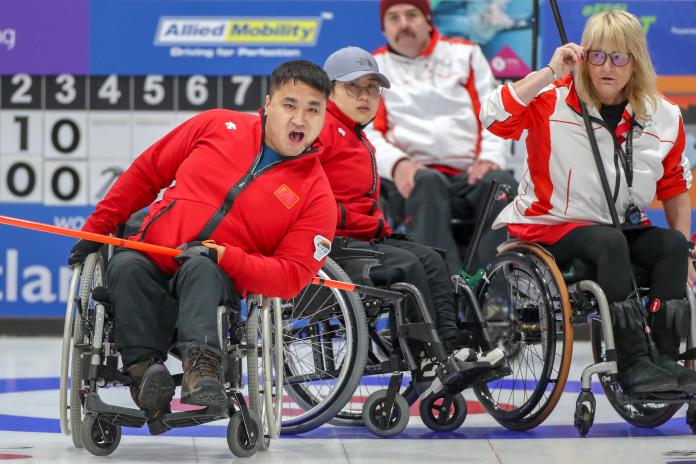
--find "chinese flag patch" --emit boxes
[274,184,300,209]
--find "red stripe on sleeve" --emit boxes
[463,61,482,157]
[656,117,688,201]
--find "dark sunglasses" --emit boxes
[587,50,632,67]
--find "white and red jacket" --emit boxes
[365,29,506,179]
[82,109,337,298]
[482,75,691,240]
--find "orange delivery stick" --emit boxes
[0,214,402,300]
[0,214,180,257]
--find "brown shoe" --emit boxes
[181,345,227,408]
[127,357,175,435]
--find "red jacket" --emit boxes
[319,100,392,241]
[83,109,337,298]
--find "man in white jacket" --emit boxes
[365,0,516,273]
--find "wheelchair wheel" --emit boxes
[590,317,681,427]
[330,315,419,426]
[280,258,369,434]
[474,243,573,430]
[419,392,467,432]
[59,252,106,448]
[227,411,260,458]
[81,415,121,456]
[362,390,410,437]
[246,298,278,450]
[72,253,106,446]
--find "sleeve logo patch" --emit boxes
[313,235,331,261]
[274,184,300,209]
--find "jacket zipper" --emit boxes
[138,199,177,242]
[356,125,377,194]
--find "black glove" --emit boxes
[175,240,222,264]
[68,239,102,265]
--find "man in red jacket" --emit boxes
[68,61,337,434]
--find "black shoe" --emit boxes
[442,329,473,354]
[611,299,678,393]
[128,359,175,435]
[620,357,677,393]
[658,358,696,393]
[651,299,695,393]
[146,418,171,436]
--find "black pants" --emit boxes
[107,250,238,367]
[381,168,517,274]
[340,237,459,341]
[544,225,688,303]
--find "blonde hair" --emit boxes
[575,10,657,121]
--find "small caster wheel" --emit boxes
[419,393,467,432]
[80,415,121,456]
[227,411,260,458]
[259,433,271,451]
[574,404,593,436]
[362,389,410,437]
[686,405,696,434]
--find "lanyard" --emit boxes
[616,126,634,189]
[614,113,636,198]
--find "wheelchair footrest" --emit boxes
[84,393,147,428]
[161,406,229,429]
[438,360,506,394]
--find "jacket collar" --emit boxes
[327,100,364,133]
[386,27,440,59]
[563,77,645,130]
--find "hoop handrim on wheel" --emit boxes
[474,242,574,430]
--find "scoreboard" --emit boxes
[0,74,266,207]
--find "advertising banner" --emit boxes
[88,0,386,75]
[0,0,88,75]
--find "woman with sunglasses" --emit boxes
[319,46,504,371]
[481,10,695,394]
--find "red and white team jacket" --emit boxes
[365,29,506,179]
[82,109,337,299]
[482,75,691,235]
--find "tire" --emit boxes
[419,393,467,432]
[330,318,419,426]
[81,415,121,457]
[246,300,270,450]
[227,411,260,458]
[70,252,106,448]
[590,317,681,427]
[280,258,369,434]
[473,243,573,430]
[362,390,409,437]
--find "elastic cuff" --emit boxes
[390,157,411,179]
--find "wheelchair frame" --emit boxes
[58,251,284,457]
[477,239,696,436]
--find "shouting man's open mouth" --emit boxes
[289,130,305,145]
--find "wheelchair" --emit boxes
[59,247,284,457]
[280,181,515,437]
[473,238,696,435]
